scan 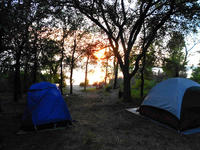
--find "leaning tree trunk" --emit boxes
[140,68,144,98]
[140,54,146,98]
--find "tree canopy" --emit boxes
[1,0,200,102]
[65,0,200,101]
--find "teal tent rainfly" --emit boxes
[139,78,200,134]
[21,82,72,131]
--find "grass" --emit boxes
[1,89,200,150]
[80,87,97,92]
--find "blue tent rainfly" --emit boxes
[21,82,72,131]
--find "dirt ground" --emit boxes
[0,89,200,150]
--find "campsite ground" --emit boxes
[0,88,200,150]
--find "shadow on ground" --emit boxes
[0,89,200,150]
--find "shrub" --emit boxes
[79,80,89,87]
[131,79,157,98]
[105,85,112,92]
[132,79,156,90]
[79,82,85,87]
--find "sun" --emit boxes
[94,49,106,60]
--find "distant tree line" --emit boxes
[1,0,200,102]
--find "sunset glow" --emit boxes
[65,65,106,85]
[94,49,106,60]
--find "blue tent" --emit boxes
[139,78,200,134]
[21,82,72,131]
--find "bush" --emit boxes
[131,79,157,98]
[132,79,156,90]
[105,85,112,92]
[80,80,89,87]
[190,67,200,83]
[92,82,98,86]
[0,72,14,92]
[79,82,84,87]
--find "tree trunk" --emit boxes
[59,49,64,94]
[113,58,118,89]
[33,51,37,83]
[84,55,89,91]
[23,61,28,92]
[60,29,65,95]
[175,66,179,77]
[123,72,131,102]
[23,25,30,92]
[70,38,76,94]
[140,69,144,98]
[104,58,108,86]
[32,33,38,84]
[50,68,53,82]
[70,66,74,94]
[140,55,146,98]
[14,51,22,102]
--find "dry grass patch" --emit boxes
[1,89,200,150]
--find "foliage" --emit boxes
[131,79,157,98]
[0,0,57,101]
[69,0,200,101]
[1,0,200,102]
[162,31,187,77]
[40,39,61,71]
[41,73,60,83]
[190,65,200,83]
[79,80,89,87]
[105,85,112,92]
[132,79,156,91]
[51,6,86,94]
[100,47,113,85]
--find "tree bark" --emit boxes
[70,38,76,94]
[60,49,64,94]
[84,55,89,91]
[175,66,179,77]
[33,50,38,83]
[14,50,22,102]
[69,66,74,94]
[123,72,131,102]
[32,33,38,84]
[113,58,118,89]
[50,68,53,82]
[60,29,66,95]
[104,58,108,86]
[23,61,29,92]
[72,0,175,101]
[140,55,146,98]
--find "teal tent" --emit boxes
[139,78,200,134]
